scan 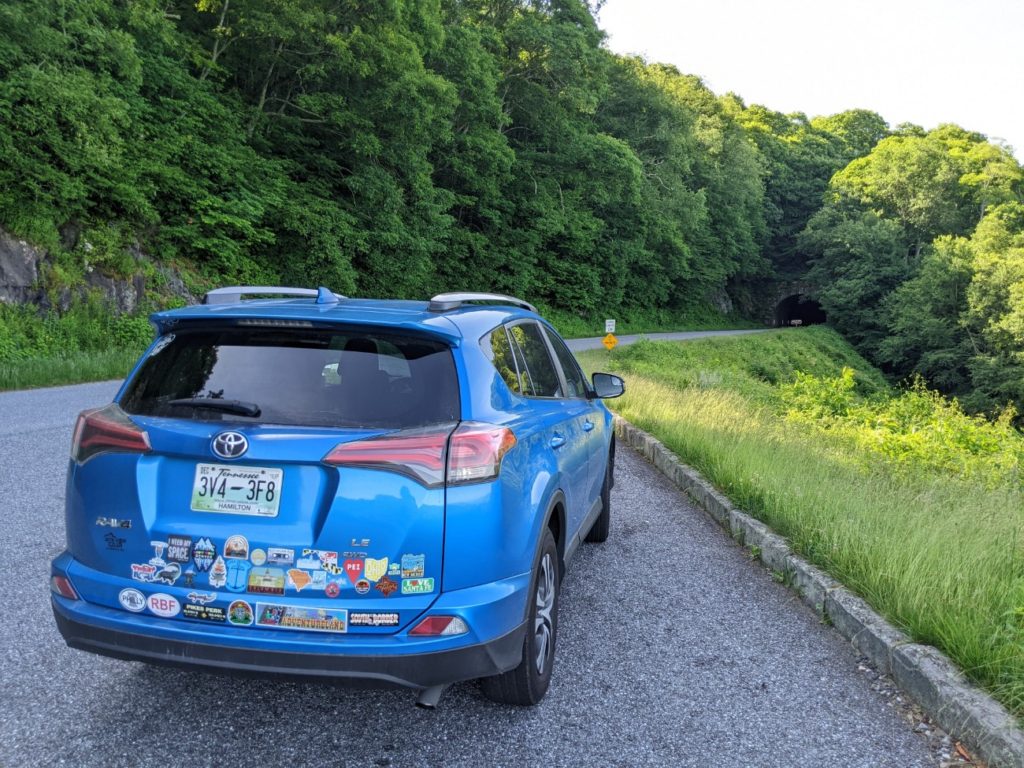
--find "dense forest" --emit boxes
[1,0,1023,415]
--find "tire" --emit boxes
[481,527,560,706]
[585,447,613,543]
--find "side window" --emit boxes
[488,327,528,395]
[508,322,562,398]
[544,326,588,398]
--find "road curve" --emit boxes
[566,327,773,352]
[0,381,938,767]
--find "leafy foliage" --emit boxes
[3,0,1024,421]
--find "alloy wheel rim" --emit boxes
[533,552,555,675]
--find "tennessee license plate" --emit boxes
[190,464,283,517]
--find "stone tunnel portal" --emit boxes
[774,294,827,327]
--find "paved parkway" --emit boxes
[0,379,935,767]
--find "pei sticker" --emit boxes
[147,593,181,618]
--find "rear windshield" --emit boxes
[120,327,460,429]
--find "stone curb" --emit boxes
[613,415,1024,768]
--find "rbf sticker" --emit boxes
[147,593,180,618]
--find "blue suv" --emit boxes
[51,288,624,706]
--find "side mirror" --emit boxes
[591,372,625,399]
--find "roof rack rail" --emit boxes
[203,286,345,306]
[428,292,537,314]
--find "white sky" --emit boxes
[598,0,1024,158]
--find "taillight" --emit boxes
[409,616,469,636]
[323,430,450,487]
[448,422,516,484]
[323,422,516,487]
[71,404,151,464]
[50,575,79,600]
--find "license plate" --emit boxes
[190,464,283,517]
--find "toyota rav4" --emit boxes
[50,288,624,706]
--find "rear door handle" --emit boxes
[582,419,594,432]
[550,434,566,449]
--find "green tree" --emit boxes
[801,206,909,357]
[964,202,1024,413]
[879,236,974,394]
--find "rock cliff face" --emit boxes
[0,229,193,312]
[0,231,42,306]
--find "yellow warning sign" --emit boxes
[602,333,618,350]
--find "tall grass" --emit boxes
[0,348,140,390]
[579,327,1024,719]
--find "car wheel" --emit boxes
[585,448,613,543]
[481,527,559,706]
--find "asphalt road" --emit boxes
[566,327,773,351]
[0,380,938,768]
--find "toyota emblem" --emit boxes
[212,431,248,459]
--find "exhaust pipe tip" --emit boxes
[415,684,447,709]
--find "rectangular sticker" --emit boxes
[256,603,347,633]
[400,577,435,595]
[349,612,400,628]
[182,604,226,622]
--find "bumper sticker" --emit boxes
[364,557,388,583]
[287,569,311,591]
[227,600,254,626]
[400,577,435,595]
[193,538,216,572]
[208,556,228,588]
[183,604,226,622]
[247,567,285,595]
[256,603,347,633]
[267,547,294,566]
[147,593,180,618]
[349,612,400,628]
[118,588,146,612]
[224,535,249,560]
[400,554,425,579]
[166,535,192,563]
[375,576,398,597]
[225,559,252,592]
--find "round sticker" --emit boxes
[228,600,254,626]
[355,579,370,595]
[325,581,340,598]
[250,548,267,566]
[118,588,146,613]
[147,592,181,618]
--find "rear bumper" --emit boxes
[52,598,525,689]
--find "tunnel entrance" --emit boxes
[774,294,827,327]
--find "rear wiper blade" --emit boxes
[167,398,261,417]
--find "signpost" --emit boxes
[603,319,617,350]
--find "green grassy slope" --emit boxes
[578,327,1024,720]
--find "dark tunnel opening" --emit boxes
[775,294,827,327]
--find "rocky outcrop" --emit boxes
[0,228,194,313]
[0,231,43,305]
